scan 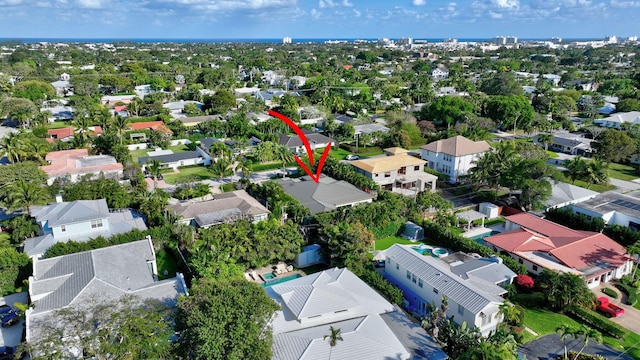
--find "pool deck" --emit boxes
[461,226,492,238]
[245,264,305,284]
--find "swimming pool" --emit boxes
[261,273,303,287]
[468,230,500,244]
[262,272,276,280]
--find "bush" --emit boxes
[512,292,546,308]
[424,167,450,183]
[371,220,403,240]
[568,307,626,339]
[602,287,618,298]
[515,274,535,290]
[615,283,638,306]
[359,268,403,305]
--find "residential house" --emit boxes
[534,132,594,156]
[277,131,335,153]
[384,244,514,335]
[430,66,449,80]
[26,238,188,348]
[47,126,103,143]
[543,181,599,211]
[41,149,124,186]
[51,73,72,97]
[542,74,562,86]
[571,191,640,230]
[168,190,269,228]
[484,213,633,288]
[176,114,221,127]
[278,175,373,215]
[594,111,640,129]
[100,94,136,106]
[351,147,437,193]
[138,149,205,171]
[23,198,147,258]
[41,104,73,122]
[163,100,203,118]
[421,135,491,182]
[265,267,417,360]
[127,121,173,136]
[254,89,299,107]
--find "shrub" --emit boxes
[359,268,403,305]
[568,307,626,339]
[601,287,618,298]
[515,274,535,290]
[512,292,546,308]
[615,283,638,306]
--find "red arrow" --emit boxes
[267,110,332,183]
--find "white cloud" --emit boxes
[0,0,26,5]
[310,8,320,19]
[319,0,352,8]
[489,10,503,17]
[610,0,640,7]
[342,0,353,6]
[76,0,102,9]
[412,0,426,5]
[492,0,518,8]
[353,8,360,16]
[158,0,296,12]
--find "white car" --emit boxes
[345,154,359,161]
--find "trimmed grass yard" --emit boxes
[608,162,639,181]
[163,165,212,184]
[156,249,179,280]
[46,121,72,129]
[521,308,640,359]
[546,150,559,159]
[571,179,616,193]
[375,236,435,251]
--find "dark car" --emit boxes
[0,346,15,360]
[0,305,12,315]
[1,310,19,328]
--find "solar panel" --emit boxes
[611,199,640,212]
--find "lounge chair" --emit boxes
[252,271,259,280]
[244,273,253,281]
[286,265,294,272]
[276,263,287,274]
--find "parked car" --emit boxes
[0,308,19,328]
[0,305,12,315]
[596,297,624,318]
[345,154,359,161]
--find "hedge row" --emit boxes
[569,307,626,339]
[371,220,404,240]
[615,283,638,306]
[359,268,403,305]
[419,220,528,275]
[602,287,618,299]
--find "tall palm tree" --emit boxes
[323,326,343,360]
[6,180,49,214]
[73,116,92,147]
[147,159,163,189]
[563,156,587,184]
[628,241,640,279]
[209,142,232,162]
[574,325,602,360]
[537,133,554,151]
[209,159,234,191]
[274,145,294,178]
[0,132,25,163]
[556,324,575,360]
[111,115,130,145]
[235,159,253,180]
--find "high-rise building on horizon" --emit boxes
[282,37,292,44]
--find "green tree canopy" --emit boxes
[425,96,474,128]
[479,71,522,96]
[485,95,535,132]
[592,128,636,163]
[13,80,55,103]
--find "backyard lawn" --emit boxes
[156,249,179,280]
[163,165,212,184]
[46,120,72,129]
[608,162,639,182]
[375,236,435,251]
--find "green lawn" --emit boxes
[163,165,212,184]
[571,179,617,193]
[156,250,179,280]
[608,162,639,181]
[375,236,435,251]
[546,150,559,159]
[250,161,296,172]
[46,121,72,129]
[521,308,640,359]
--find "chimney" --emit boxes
[55,193,63,203]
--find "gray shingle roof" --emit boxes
[31,199,109,227]
[277,176,372,215]
[277,133,336,148]
[384,245,505,314]
[168,190,269,226]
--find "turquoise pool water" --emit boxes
[262,273,275,280]
[261,273,303,287]
[468,230,500,244]
[413,247,431,255]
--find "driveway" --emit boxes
[518,334,634,360]
[380,305,447,360]
[0,292,27,347]
[592,283,640,335]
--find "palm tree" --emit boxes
[323,326,343,360]
[5,180,49,215]
[73,116,92,147]
[574,325,602,360]
[584,158,609,189]
[235,159,253,181]
[147,159,163,189]
[0,132,25,163]
[111,115,130,145]
[209,159,234,191]
[537,133,553,151]
[274,145,294,178]
[556,324,575,359]
[628,241,640,279]
[563,156,587,184]
[209,142,231,161]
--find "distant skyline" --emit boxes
[0,0,637,40]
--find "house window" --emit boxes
[418,278,423,288]
[385,172,391,178]
[532,265,538,271]
[60,225,66,232]
[396,263,399,270]
[433,288,439,294]
[91,219,103,229]
[480,312,489,326]
[406,270,411,280]
[458,304,464,315]
[414,166,420,171]
[518,258,523,264]
[375,173,379,177]
[399,167,407,175]
[412,274,417,284]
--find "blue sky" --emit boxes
[0,0,638,39]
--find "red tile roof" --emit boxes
[47,127,74,140]
[484,213,630,271]
[114,105,128,113]
[128,121,173,134]
[41,149,123,177]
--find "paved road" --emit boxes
[518,334,634,360]
[593,284,640,335]
[380,305,447,360]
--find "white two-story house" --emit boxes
[421,135,491,183]
[23,198,147,258]
[350,147,436,193]
[384,244,514,335]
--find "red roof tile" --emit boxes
[128,121,173,134]
[47,127,74,140]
